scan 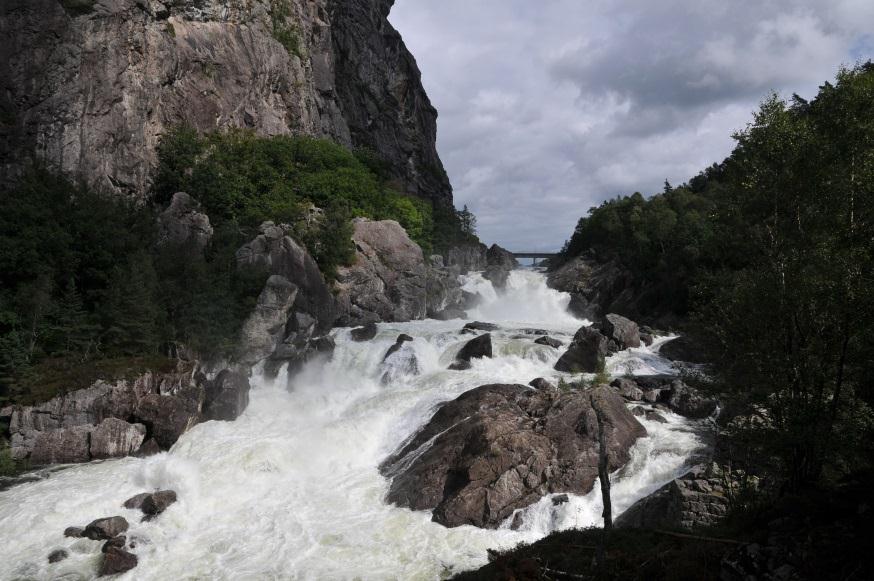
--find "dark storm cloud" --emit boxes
[390,0,874,251]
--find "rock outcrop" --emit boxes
[1,0,451,208]
[335,219,428,325]
[608,375,718,419]
[0,364,251,464]
[381,384,646,528]
[554,326,612,373]
[598,313,641,350]
[483,244,519,290]
[157,192,213,254]
[547,256,636,321]
[380,334,418,384]
[444,243,488,274]
[237,275,299,367]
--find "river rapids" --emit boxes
[0,269,706,580]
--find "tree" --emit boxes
[457,204,477,236]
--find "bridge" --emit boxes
[511,252,558,266]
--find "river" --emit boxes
[0,269,705,580]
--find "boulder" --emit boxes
[133,386,203,450]
[89,419,146,460]
[351,322,378,342]
[48,549,68,563]
[554,326,611,373]
[381,335,419,384]
[157,192,213,255]
[482,244,518,290]
[552,494,570,506]
[135,439,161,458]
[659,336,708,364]
[661,379,718,419]
[203,370,251,422]
[29,426,92,465]
[141,490,177,517]
[611,378,644,401]
[483,265,510,291]
[454,334,493,363]
[529,378,557,390]
[102,536,127,552]
[534,336,563,349]
[640,333,654,346]
[598,313,641,350]
[83,516,129,541]
[123,493,150,511]
[334,219,428,325]
[381,384,645,528]
[547,256,635,321]
[100,546,138,576]
[445,244,488,274]
[645,410,668,423]
[463,321,499,332]
[64,527,84,538]
[448,361,472,371]
[236,222,337,337]
[237,275,299,367]
[426,262,465,319]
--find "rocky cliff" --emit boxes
[0,0,451,206]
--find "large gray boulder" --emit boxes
[554,326,612,373]
[455,334,493,363]
[547,256,636,321]
[89,419,147,460]
[29,425,92,465]
[444,244,488,274]
[426,257,465,319]
[202,370,251,422]
[157,192,213,254]
[133,385,204,450]
[237,275,299,367]
[335,219,428,325]
[483,244,518,290]
[381,384,646,528]
[598,313,641,350]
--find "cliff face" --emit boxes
[0,0,451,206]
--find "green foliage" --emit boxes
[271,0,302,58]
[0,440,15,477]
[560,62,874,487]
[154,127,437,275]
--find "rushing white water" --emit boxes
[0,270,706,581]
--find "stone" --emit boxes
[426,262,465,320]
[334,220,428,325]
[3,0,449,212]
[64,527,84,538]
[661,380,718,419]
[547,256,635,321]
[100,546,138,576]
[203,370,251,422]
[133,386,203,450]
[611,378,644,401]
[237,275,299,367]
[29,426,92,465]
[381,335,419,384]
[659,336,708,364]
[444,244,488,274]
[640,333,654,346]
[534,336,563,349]
[448,361,472,371]
[135,439,162,458]
[482,245,518,290]
[89,419,147,460]
[645,411,668,423]
[552,494,570,506]
[157,192,213,254]
[351,322,378,342]
[529,378,557,390]
[598,313,641,350]
[381,384,646,528]
[83,516,129,541]
[48,549,68,563]
[141,490,177,517]
[554,326,611,373]
[455,334,493,363]
[102,536,127,552]
[463,321,500,332]
[123,493,150,511]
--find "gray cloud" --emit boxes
[390,0,873,251]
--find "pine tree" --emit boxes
[102,254,161,356]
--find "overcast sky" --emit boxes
[389,0,874,251]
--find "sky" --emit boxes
[389,0,874,251]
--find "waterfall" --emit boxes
[0,269,705,581]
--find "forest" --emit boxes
[559,63,874,490]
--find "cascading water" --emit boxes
[0,270,706,581]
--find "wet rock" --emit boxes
[661,379,717,419]
[237,275,299,367]
[455,334,493,363]
[141,490,177,518]
[350,322,378,342]
[448,361,472,371]
[83,516,129,541]
[444,244,488,274]
[382,335,414,362]
[483,265,510,291]
[534,336,563,349]
[335,219,428,325]
[463,321,499,332]
[547,256,635,321]
[123,493,150,511]
[554,326,611,373]
[133,385,203,450]
[48,549,68,563]
[426,261,465,320]
[381,335,419,384]
[203,370,250,422]
[90,419,146,460]
[645,411,668,423]
[611,378,644,401]
[598,313,641,350]
[64,526,84,538]
[135,438,161,458]
[552,494,570,506]
[483,245,518,290]
[632,407,646,417]
[640,332,654,346]
[100,546,138,576]
[529,378,557,390]
[29,426,92,465]
[381,384,646,528]
[102,535,127,552]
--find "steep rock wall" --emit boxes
[0,0,451,206]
